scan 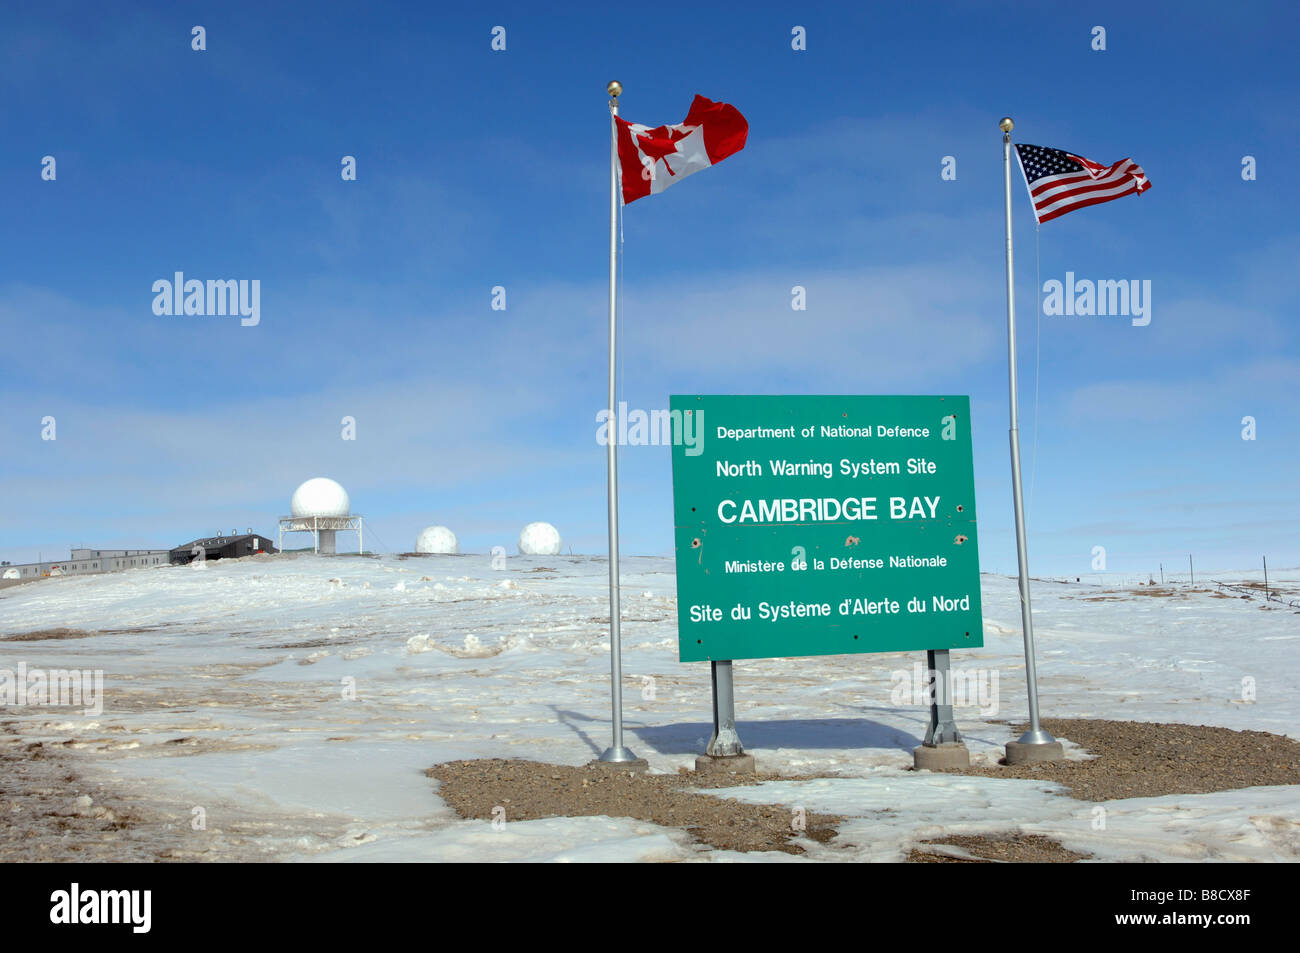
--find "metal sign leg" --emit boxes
[913,648,971,770]
[922,649,961,746]
[695,659,754,776]
[706,660,744,757]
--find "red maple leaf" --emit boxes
[634,123,694,176]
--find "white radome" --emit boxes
[518,521,562,556]
[415,526,458,554]
[290,477,351,518]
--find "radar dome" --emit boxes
[415,526,459,554]
[518,521,562,556]
[291,478,351,518]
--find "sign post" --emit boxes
[708,661,743,753]
[670,394,985,769]
[923,649,961,745]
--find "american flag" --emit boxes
[1014,143,1151,223]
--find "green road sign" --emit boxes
[670,395,983,662]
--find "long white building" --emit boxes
[1,548,172,581]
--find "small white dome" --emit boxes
[518,522,562,556]
[291,478,350,518]
[415,526,458,554]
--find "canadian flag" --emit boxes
[615,95,748,204]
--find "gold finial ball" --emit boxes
[607,81,623,98]
[999,117,1015,132]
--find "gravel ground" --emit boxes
[908,832,1090,863]
[428,759,842,855]
[946,718,1300,801]
[5,716,1295,861]
[433,718,1300,861]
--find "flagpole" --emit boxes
[600,80,638,763]
[1000,117,1061,762]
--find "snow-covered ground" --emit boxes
[1,553,1297,862]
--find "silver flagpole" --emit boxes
[600,80,637,763]
[1000,117,1060,761]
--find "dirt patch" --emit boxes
[0,734,159,861]
[267,638,345,650]
[99,623,180,634]
[428,758,841,855]
[909,831,1090,863]
[2,627,98,641]
[948,718,1300,801]
[0,723,358,862]
[1077,586,1248,602]
[1237,580,1297,595]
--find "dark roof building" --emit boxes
[170,532,278,565]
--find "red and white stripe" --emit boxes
[1021,154,1151,224]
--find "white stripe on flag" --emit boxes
[1031,160,1137,202]
[1035,176,1143,218]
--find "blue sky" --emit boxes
[2,1,1298,576]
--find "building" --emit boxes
[1,549,172,580]
[1,531,278,581]
[170,532,277,565]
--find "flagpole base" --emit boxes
[590,750,648,773]
[597,746,641,764]
[1005,734,1065,765]
[1017,727,1057,746]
